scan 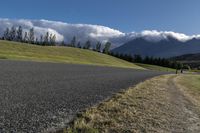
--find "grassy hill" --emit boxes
[0,40,143,69]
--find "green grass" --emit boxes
[176,74,200,108]
[190,69,200,73]
[0,40,143,69]
[136,63,176,72]
[178,75,200,96]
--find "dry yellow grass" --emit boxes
[175,74,200,107]
[63,74,200,133]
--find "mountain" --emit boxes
[112,37,200,58]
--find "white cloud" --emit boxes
[139,30,193,42]
[0,18,200,47]
[0,19,64,42]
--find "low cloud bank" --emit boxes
[0,18,200,47]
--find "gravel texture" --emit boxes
[0,60,166,132]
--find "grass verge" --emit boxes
[175,74,200,105]
[63,75,176,132]
[136,63,176,72]
[190,70,200,73]
[62,74,200,133]
[0,40,143,69]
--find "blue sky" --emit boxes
[0,0,200,35]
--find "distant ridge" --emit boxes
[112,36,200,58]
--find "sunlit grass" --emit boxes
[177,74,200,102]
[136,63,176,72]
[0,40,143,69]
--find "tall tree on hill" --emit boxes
[28,28,35,44]
[95,41,101,52]
[143,56,150,64]
[44,32,49,45]
[49,34,52,45]
[23,32,28,43]
[16,26,23,42]
[70,36,76,47]
[35,38,39,45]
[134,54,142,63]
[10,26,16,41]
[77,41,81,48]
[49,34,56,46]
[61,40,65,46]
[52,34,56,46]
[83,40,91,49]
[40,35,44,45]
[3,28,10,40]
[103,42,111,54]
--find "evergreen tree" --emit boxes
[144,56,150,64]
[35,38,39,45]
[123,54,133,62]
[52,34,56,45]
[28,28,35,44]
[70,36,76,47]
[115,52,120,58]
[10,26,16,41]
[77,41,81,48]
[3,28,10,40]
[149,56,154,64]
[134,54,142,63]
[95,41,101,52]
[83,40,91,49]
[23,32,29,43]
[16,26,23,42]
[44,32,49,45]
[49,34,52,45]
[40,35,44,45]
[103,42,111,54]
[177,62,183,69]
[61,40,65,46]
[49,34,56,46]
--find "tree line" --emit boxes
[61,36,112,54]
[0,26,112,53]
[110,52,187,69]
[1,26,56,46]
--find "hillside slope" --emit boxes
[171,53,200,69]
[112,37,200,58]
[0,40,143,69]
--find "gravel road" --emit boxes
[0,60,166,132]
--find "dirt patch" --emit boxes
[64,74,200,133]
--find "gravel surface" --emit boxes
[0,60,166,132]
